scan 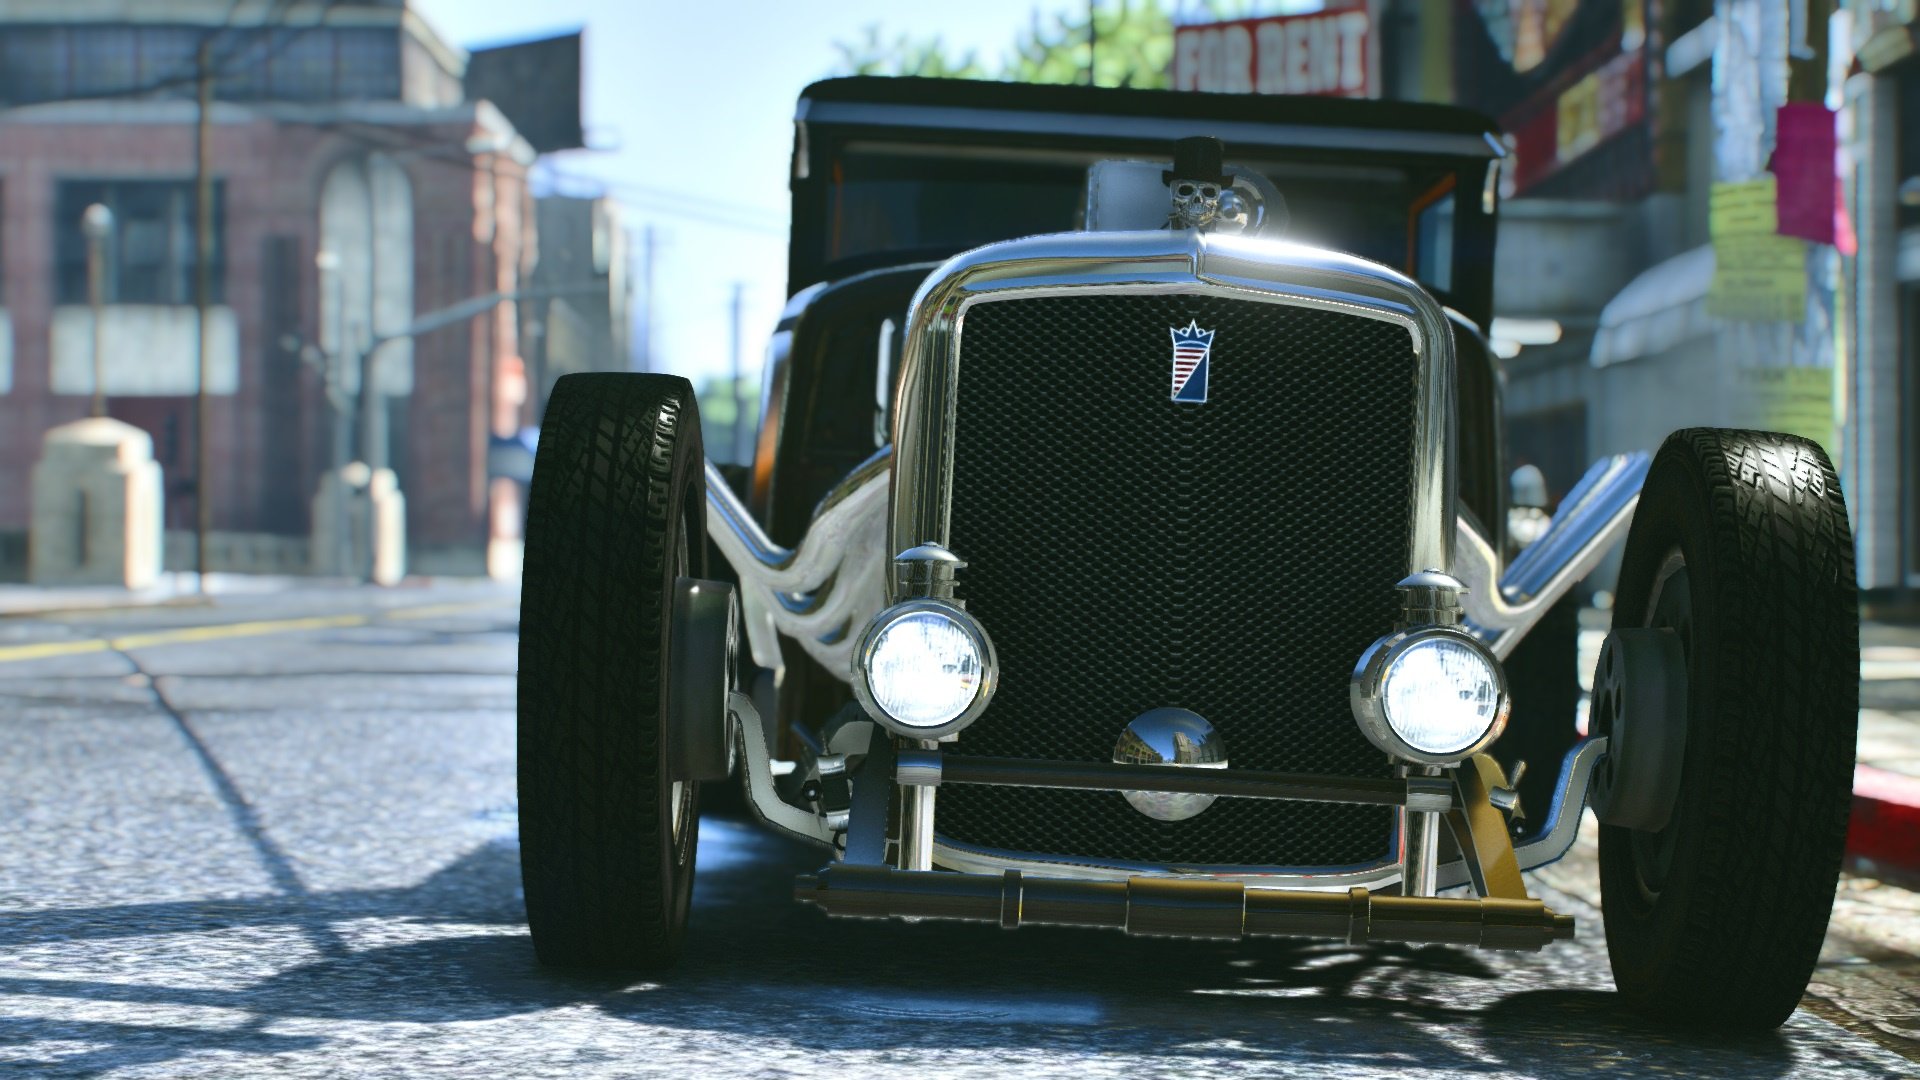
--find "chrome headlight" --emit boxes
[1351,627,1509,764]
[851,600,998,739]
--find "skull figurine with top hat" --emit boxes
[1166,136,1250,233]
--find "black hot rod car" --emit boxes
[516,78,1859,1032]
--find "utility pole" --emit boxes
[81,204,113,419]
[357,331,383,475]
[315,249,353,581]
[193,40,215,590]
[729,282,748,465]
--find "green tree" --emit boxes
[1004,1,1176,88]
[834,1,1273,88]
[696,374,760,465]
[832,24,993,80]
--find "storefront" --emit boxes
[1451,1,1665,509]
[1839,12,1920,591]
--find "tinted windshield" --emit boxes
[821,141,1462,298]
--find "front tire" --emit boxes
[518,373,706,969]
[1599,428,1858,1030]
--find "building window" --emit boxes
[137,26,203,95]
[66,26,140,99]
[270,28,338,102]
[0,25,399,105]
[334,30,401,100]
[54,180,226,305]
[0,27,68,104]
[214,30,275,102]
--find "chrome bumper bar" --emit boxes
[795,865,1574,950]
[805,750,1581,951]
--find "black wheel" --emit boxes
[518,372,706,969]
[1598,428,1858,1030]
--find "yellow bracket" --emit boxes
[1447,753,1529,901]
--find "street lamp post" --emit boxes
[81,203,114,419]
[315,249,354,579]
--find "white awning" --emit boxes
[1589,244,1718,368]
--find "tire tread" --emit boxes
[1601,428,1858,1029]
[517,372,704,969]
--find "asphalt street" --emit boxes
[2,581,1918,1078]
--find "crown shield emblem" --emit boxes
[1169,320,1214,403]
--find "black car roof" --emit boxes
[797,76,1503,161]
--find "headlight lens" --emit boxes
[863,608,986,730]
[1380,635,1504,756]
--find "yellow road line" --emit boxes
[0,638,112,663]
[383,600,513,621]
[0,599,511,665]
[110,613,369,651]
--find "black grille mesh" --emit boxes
[938,293,1413,868]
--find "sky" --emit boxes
[407,0,1101,390]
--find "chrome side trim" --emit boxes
[1456,452,1651,659]
[1438,736,1608,889]
[705,455,890,680]
[892,229,1457,589]
[931,836,1405,891]
[801,99,1504,160]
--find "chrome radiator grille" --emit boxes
[937,292,1414,868]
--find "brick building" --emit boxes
[0,0,543,576]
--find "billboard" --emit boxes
[1171,6,1375,99]
[464,32,586,154]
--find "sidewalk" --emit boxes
[0,573,318,618]
[1853,622,1920,877]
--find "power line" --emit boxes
[267,113,791,236]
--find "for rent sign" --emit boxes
[1170,7,1374,98]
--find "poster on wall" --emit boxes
[1170,5,1375,98]
[1708,178,1809,323]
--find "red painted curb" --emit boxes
[1848,765,1920,872]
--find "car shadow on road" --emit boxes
[597,815,1805,1078]
[0,815,1805,1077]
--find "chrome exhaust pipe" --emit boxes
[1457,451,1651,658]
[702,453,892,679]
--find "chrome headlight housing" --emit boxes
[1351,626,1510,764]
[851,599,998,739]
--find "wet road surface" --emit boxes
[1,582,1916,1078]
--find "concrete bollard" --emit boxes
[310,464,406,585]
[29,417,164,588]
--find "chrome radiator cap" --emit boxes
[1113,708,1229,822]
